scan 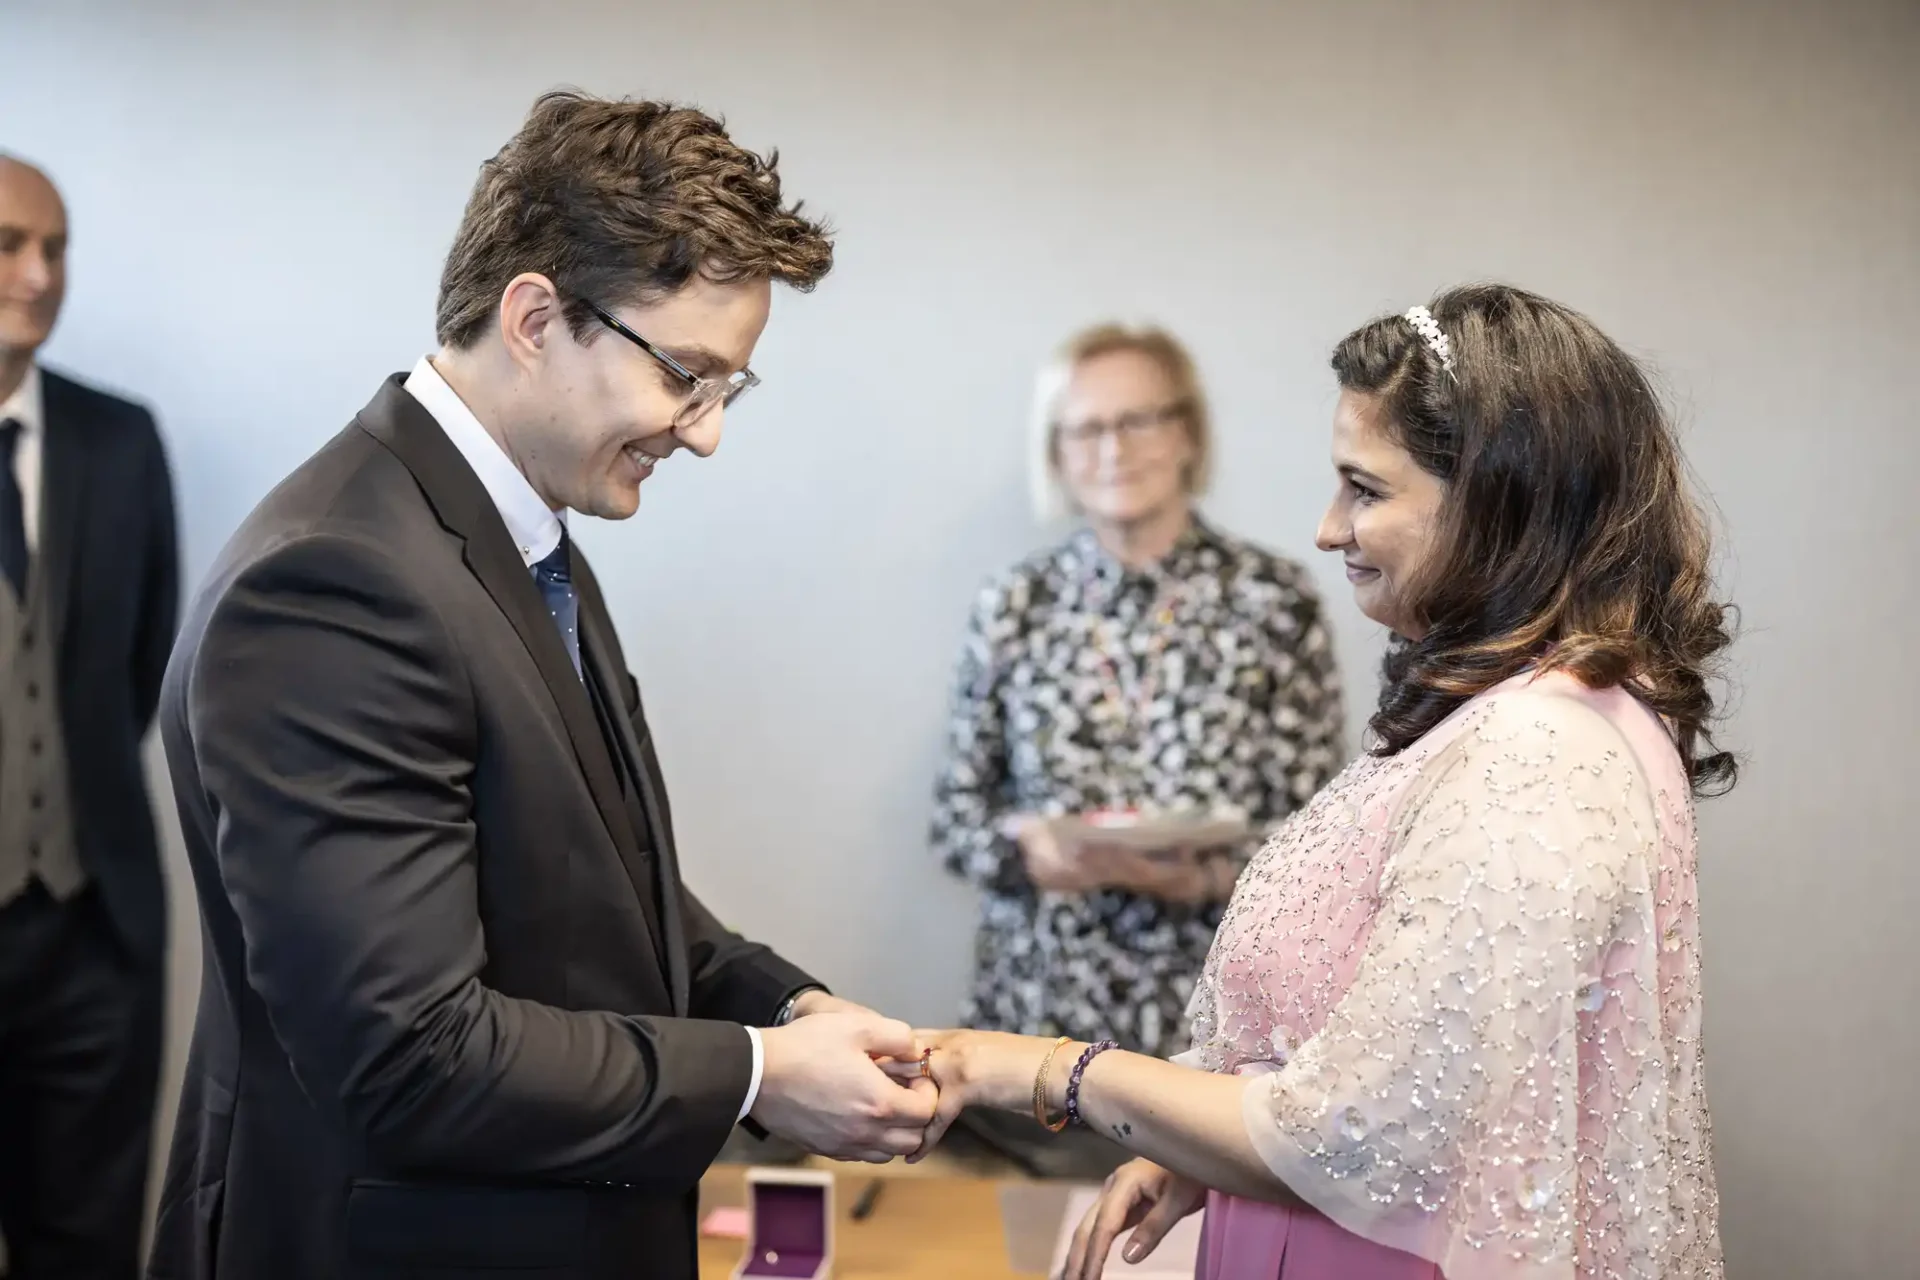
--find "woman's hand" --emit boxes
[885,1028,1077,1159]
[1014,816,1230,902]
[1092,846,1223,904]
[1081,844,1237,904]
[1013,818,1103,893]
[1062,1159,1207,1280]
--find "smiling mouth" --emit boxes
[1345,563,1380,580]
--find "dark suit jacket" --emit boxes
[37,368,178,961]
[149,377,817,1280]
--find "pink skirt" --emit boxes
[1196,1192,1442,1280]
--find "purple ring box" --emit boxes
[734,1168,834,1280]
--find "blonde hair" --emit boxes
[1027,323,1214,522]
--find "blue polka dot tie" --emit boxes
[533,533,581,678]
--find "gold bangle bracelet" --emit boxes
[1032,1036,1073,1132]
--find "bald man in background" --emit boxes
[0,154,179,1279]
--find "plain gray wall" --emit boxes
[4,0,1916,1275]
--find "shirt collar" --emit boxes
[0,363,44,443]
[402,355,563,567]
[1069,513,1215,591]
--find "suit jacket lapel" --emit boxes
[577,601,691,1016]
[36,376,86,647]
[353,376,641,885]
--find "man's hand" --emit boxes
[785,990,872,1022]
[749,1012,937,1163]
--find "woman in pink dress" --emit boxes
[911,284,1732,1279]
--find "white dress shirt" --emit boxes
[0,363,45,552]
[400,357,765,1123]
[403,357,562,567]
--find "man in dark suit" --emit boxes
[0,155,179,1279]
[149,93,935,1280]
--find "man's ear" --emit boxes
[497,272,563,368]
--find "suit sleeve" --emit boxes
[132,412,179,732]
[622,679,821,1026]
[187,533,751,1188]
[679,886,821,1026]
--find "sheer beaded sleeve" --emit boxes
[1239,689,1714,1279]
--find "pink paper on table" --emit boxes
[700,1206,751,1239]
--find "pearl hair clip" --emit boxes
[1403,305,1456,378]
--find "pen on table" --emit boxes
[850,1179,884,1220]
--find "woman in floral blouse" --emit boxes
[929,324,1345,1062]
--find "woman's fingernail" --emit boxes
[1123,1241,1145,1263]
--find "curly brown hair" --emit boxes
[435,89,834,349]
[1330,284,1738,796]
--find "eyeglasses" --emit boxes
[583,299,761,429]
[1054,402,1189,446]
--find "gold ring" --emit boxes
[918,1048,933,1079]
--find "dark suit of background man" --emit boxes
[0,155,180,1279]
[150,91,937,1280]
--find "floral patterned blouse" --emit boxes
[930,518,1345,1060]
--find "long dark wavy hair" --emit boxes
[1330,284,1738,796]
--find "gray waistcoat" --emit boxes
[0,559,84,905]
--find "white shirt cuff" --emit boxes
[738,1025,764,1122]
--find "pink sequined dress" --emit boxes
[1178,670,1723,1279]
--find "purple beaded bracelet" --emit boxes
[1064,1039,1119,1127]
